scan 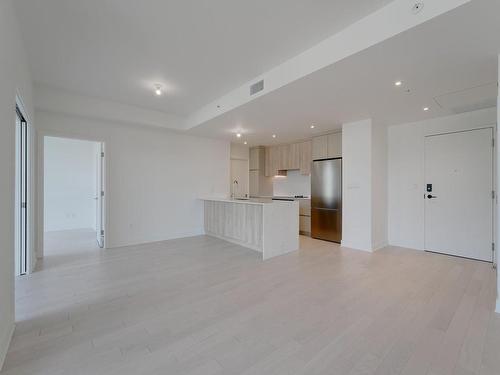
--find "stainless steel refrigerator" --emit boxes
[311,158,342,243]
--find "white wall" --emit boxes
[44,137,98,232]
[388,107,496,251]
[230,143,249,160]
[0,0,34,369]
[342,119,373,251]
[371,122,388,250]
[497,55,500,314]
[230,143,249,198]
[342,119,388,252]
[37,110,230,249]
[273,171,310,197]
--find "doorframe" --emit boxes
[423,126,496,265]
[14,95,32,275]
[36,130,108,259]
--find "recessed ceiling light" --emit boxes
[244,141,247,145]
[272,134,277,138]
[154,84,162,96]
[310,125,315,129]
[236,133,241,138]
[423,107,429,111]
[394,81,403,87]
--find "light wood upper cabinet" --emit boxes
[249,147,260,170]
[288,143,300,170]
[264,146,272,177]
[327,132,342,158]
[265,146,280,177]
[312,132,342,160]
[278,144,290,170]
[271,146,281,175]
[299,140,312,175]
[264,141,312,176]
[312,135,328,160]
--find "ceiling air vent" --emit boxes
[250,80,264,96]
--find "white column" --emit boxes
[341,119,387,252]
[342,119,373,251]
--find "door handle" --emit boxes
[427,194,437,199]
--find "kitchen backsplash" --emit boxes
[273,170,311,197]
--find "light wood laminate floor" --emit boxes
[3,235,499,375]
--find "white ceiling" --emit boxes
[187,0,500,145]
[13,0,394,116]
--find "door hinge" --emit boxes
[21,202,26,208]
[492,190,495,199]
[101,152,104,157]
[101,190,104,197]
[100,230,104,236]
[492,138,495,148]
[492,242,495,252]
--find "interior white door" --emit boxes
[96,143,104,248]
[230,159,249,198]
[424,128,493,261]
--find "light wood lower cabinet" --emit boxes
[299,199,311,235]
[300,216,311,235]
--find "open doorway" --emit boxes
[42,136,105,261]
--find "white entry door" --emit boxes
[424,128,493,262]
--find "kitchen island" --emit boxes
[201,197,299,260]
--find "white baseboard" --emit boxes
[341,241,389,253]
[107,230,205,249]
[340,241,373,252]
[372,242,388,252]
[0,323,15,371]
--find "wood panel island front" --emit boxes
[201,198,299,260]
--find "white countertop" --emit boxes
[250,196,310,200]
[200,197,296,205]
